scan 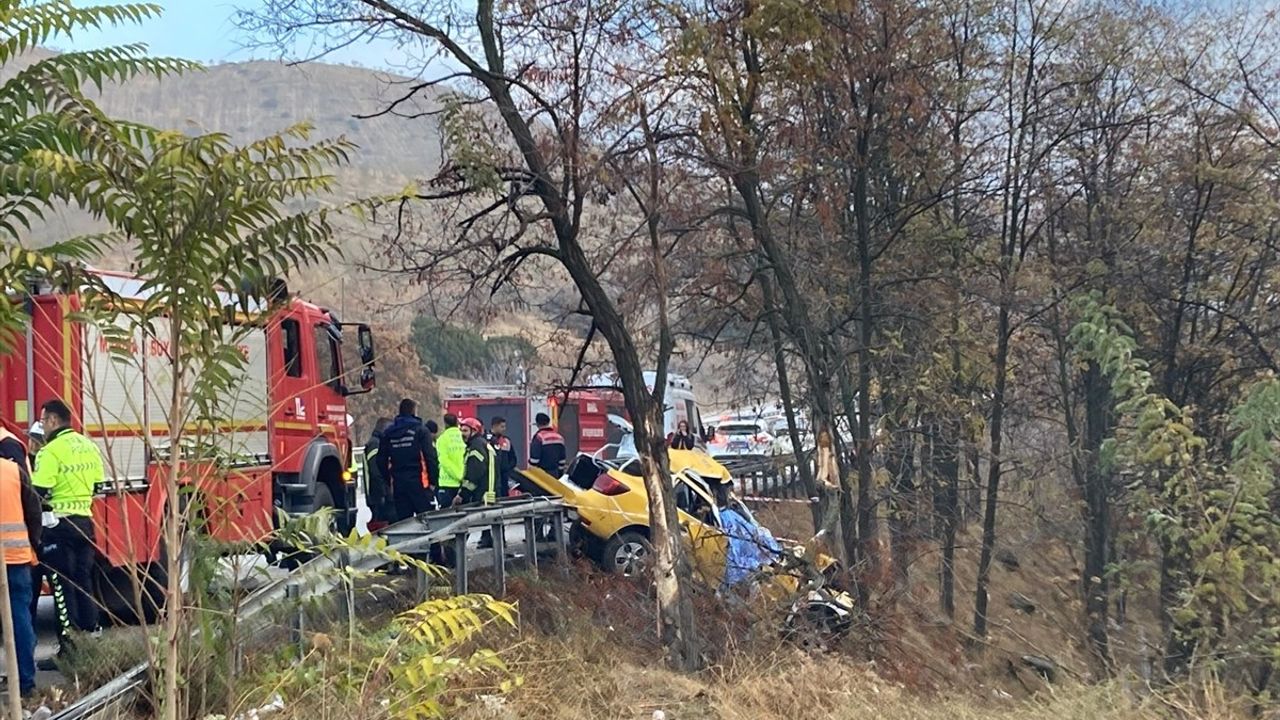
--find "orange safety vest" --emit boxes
[0,459,35,566]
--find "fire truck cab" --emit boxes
[0,269,375,619]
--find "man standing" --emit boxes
[478,417,518,548]
[363,417,393,532]
[487,417,518,500]
[434,414,466,508]
[0,444,40,698]
[377,400,438,521]
[31,399,102,666]
[528,413,566,476]
[0,426,26,471]
[460,418,497,506]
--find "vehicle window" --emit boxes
[619,458,642,476]
[720,423,759,436]
[282,319,302,378]
[675,483,693,513]
[313,324,341,386]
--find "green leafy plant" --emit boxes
[1072,293,1279,689]
[0,1,195,347]
[234,589,518,720]
[33,122,386,720]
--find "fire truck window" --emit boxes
[313,324,341,385]
[282,319,302,378]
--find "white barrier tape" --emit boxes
[739,495,818,504]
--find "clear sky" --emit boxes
[49,0,420,71]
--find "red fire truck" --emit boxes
[443,371,709,463]
[443,386,625,461]
[0,269,375,619]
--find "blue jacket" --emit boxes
[378,414,438,488]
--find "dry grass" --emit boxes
[492,564,1265,720]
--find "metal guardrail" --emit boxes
[49,496,568,720]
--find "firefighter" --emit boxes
[460,417,497,507]
[435,414,466,508]
[529,413,566,476]
[31,398,102,666]
[377,399,438,522]
[478,417,518,548]
[0,452,40,698]
[528,413,566,542]
[364,417,393,532]
[487,416,518,499]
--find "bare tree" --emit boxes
[240,0,703,670]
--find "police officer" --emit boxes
[377,400,438,521]
[0,452,39,698]
[529,413,566,476]
[435,414,466,508]
[31,399,102,665]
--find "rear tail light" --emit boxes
[591,473,630,496]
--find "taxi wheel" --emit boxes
[602,531,652,577]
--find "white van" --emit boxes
[588,371,707,440]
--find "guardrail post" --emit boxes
[523,515,539,576]
[491,522,507,596]
[554,509,568,574]
[414,557,432,601]
[454,531,469,595]
[285,582,304,656]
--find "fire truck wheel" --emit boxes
[278,483,339,570]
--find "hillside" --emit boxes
[8,48,446,192]
[8,50,729,400]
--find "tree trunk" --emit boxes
[838,370,868,586]
[884,408,916,593]
[852,131,880,581]
[559,236,701,671]
[1082,361,1114,675]
[973,305,1010,639]
[162,314,184,720]
[760,273,821,530]
[1160,539,1197,679]
[638,405,700,671]
[933,415,961,619]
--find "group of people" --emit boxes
[1,399,104,698]
[362,399,568,546]
[0,396,574,698]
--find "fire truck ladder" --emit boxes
[50,495,569,720]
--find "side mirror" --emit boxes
[357,324,376,391]
[337,322,376,393]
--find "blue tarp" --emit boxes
[721,506,782,591]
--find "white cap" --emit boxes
[28,421,44,438]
